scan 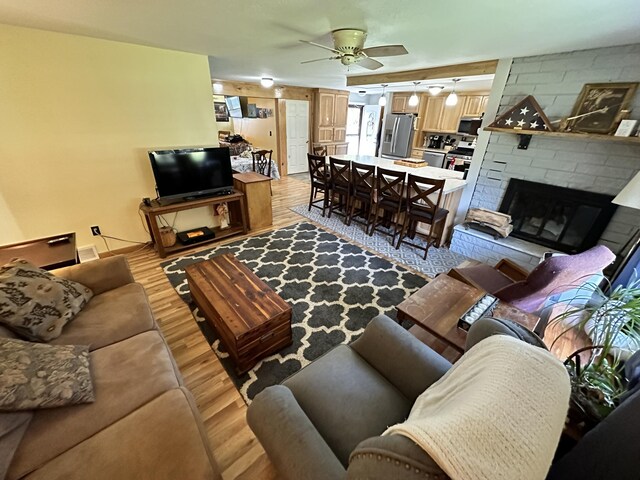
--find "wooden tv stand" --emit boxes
[140,192,248,258]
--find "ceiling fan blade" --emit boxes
[360,45,408,57]
[358,57,384,70]
[299,40,342,55]
[301,56,340,64]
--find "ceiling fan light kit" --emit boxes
[446,78,460,106]
[300,28,408,71]
[260,77,274,88]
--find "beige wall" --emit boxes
[231,97,278,159]
[0,24,219,252]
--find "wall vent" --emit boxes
[77,244,100,263]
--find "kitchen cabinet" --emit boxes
[462,95,489,117]
[421,96,445,131]
[313,88,350,144]
[440,100,465,133]
[411,148,424,160]
[317,92,335,126]
[391,93,419,114]
[313,142,349,156]
[421,93,489,134]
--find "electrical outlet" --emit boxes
[90,225,101,236]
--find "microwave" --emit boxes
[457,117,482,136]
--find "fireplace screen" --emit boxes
[499,179,617,253]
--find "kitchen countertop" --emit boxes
[333,154,467,194]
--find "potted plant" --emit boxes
[547,275,640,428]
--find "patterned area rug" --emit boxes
[161,222,427,403]
[290,204,468,277]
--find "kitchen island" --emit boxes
[333,154,467,245]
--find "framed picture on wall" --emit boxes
[568,82,638,134]
[214,102,229,122]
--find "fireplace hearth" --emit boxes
[499,179,617,253]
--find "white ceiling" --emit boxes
[1,0,639,91]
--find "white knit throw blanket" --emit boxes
[384,335,570,480]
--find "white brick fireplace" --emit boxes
[451,44,640,269]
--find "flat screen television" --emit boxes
[148,147,234,203]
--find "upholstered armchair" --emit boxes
[448,245,616,315]
[246,315,549,480]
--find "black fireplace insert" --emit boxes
[499,179,617,253]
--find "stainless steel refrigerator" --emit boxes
[380,114,415,159]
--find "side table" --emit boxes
[397,274,539,357]
[0,233,77,270]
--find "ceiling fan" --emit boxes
[300,28,408,70]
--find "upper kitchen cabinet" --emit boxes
[333,92,349,126]
[317,91,335,127]
[440,99,465,133]
[421,92,489,133]
[421,96,445,131]
[391,93,419,114]
[313,88,350,144]
[462,94,490,117]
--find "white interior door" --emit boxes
[285,99,309,174]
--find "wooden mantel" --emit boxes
[346,59,499,87]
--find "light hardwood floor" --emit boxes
[124,175,442,479]
[126,176,313,479]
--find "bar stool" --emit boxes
[396,174,448,259]
[327,157,352,221]
[252,150,273,177]
[369,167,406,245]
[307,153,330,216]
[347,161,376,230]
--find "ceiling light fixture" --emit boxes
[446,79,460,106]
[260,77,274,88]
[358,90,367,97]
[408,82,420,107]
[428,85,444,96]
[212,82,223,93]
[378,84,388,107]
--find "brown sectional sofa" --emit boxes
[2,255,221,480]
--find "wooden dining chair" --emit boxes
[396,174,448,259]
[328,157,352,221]
[252,150,273,178]
[347,162,376,230]
[307,153,330,216]
[369,167,406,245]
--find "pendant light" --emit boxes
[378,84,388,106]
[408,82,420,107]
[428,85,444,96]
[446,79,460,106]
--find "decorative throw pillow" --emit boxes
[0,259,93,341]
[0,338,94,411]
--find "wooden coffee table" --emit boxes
[397,274,539,356]
[185,253,292,374]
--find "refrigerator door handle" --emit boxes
[391,118,399,152]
